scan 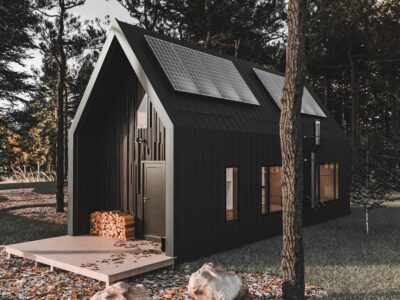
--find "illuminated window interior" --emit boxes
[226,167,238,221]
[319,163,339,202]
[261,166,283,214]
[261,167,267,214]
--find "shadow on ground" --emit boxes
[184,205,400,297]
[0,181,64,194]
[0,211,66,245]
[0,203,67,212]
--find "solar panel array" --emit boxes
[253,68,327,118]
[145,35,259,105]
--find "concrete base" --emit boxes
[5,235,174,286]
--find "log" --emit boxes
[90,210,135,241]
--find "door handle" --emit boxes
[143,196,150,203]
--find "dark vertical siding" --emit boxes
[133,85,166,237]
[174,127,349,261]
[73,42,166,235]
[72,32,350,260]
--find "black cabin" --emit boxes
[68,20,350,261]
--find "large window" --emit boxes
[226,167,238,221]
[261,166,283,214]
[319,163,339,202]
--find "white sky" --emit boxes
[21,0,134,74]
[71,0,132,22]
[0,0,134,108]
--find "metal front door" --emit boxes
[142,161,166,237]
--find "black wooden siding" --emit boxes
[173,127,350,261]
[71,25,350,262]
[72,41,165,235]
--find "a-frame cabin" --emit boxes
[68,20,350,261]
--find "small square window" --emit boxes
[226,167,238,221]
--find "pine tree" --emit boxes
[0,0,38,106]
[35,0,107,211]
[117,0,287,66]
[280,0,306,298]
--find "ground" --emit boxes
[0,184,67,245]
[0,185,400,298]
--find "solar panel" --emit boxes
[253,68,327,118]
[145,35,259,105]
[200,53,242,102]
[144,35,197,94]
[173,44,221,99]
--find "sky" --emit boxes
[22,0,134,74]
[0,0,134,108]
[70,0,132,23]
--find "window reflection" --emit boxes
[319,163,339,202]
[137,93,148,129]
[261,166,282,214]
[226,167,238,221]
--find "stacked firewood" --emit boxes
[90,210,135,241]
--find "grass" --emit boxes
[0,166,56,183]
[183,204,400,298]
[0,185,399,297]
[0,211,67,245]
[0,181,58,194]
[0,184,67,245]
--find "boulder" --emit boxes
[188,263,248,300]
[91,282,148,300]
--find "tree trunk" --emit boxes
[323,72,329,106]
[56,0,66,213]
[365,207,369,235]
[204,0,211,48]
[280,0,306,299]
[348,48,359,154]
[64,87,68,178]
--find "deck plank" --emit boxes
[5,235,174,285]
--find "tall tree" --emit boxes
[305,0,400,147]
[36,0,106,211]
[351,133,400,234]
[279,0,306,299]
[0,0,38,106]
[117,0,287,66]
[36,0,87,212]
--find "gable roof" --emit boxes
[72,20,345,141]
[116,20,345,139]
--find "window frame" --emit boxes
[261,165,283,215]
[225,166,239,223]
[137,93,149,129]
[318,162,340,202]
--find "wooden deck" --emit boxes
[5,235,174,286]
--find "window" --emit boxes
[261,166,283,214]
[261,167,267,214]
[226,167,238,221]
[137,93,148,129]
[319,163,339,202]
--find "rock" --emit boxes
[188,263,248,300]
[90,282,148,300]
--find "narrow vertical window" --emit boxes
[335,164,339,199]
[319,163,339,202]
[226,167,238,221]
[261,167,267,214]
[137,93,148,129]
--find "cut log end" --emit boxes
[90,210,135,241]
